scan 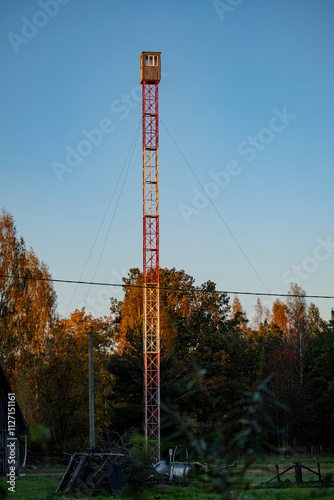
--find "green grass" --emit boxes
[1,475,60,500]
[23,464,66,474]
[2,477,334,500]
[1,457,334,500]
[237,488,334,499]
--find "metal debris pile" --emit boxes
[154,445,192,484]
[57,432,135,493]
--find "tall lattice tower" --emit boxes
[140,51,161,459]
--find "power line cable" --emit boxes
[1,275,333,300]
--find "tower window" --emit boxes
[145,55,158,66]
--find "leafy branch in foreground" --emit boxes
[162,375,285,496]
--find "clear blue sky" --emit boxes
[1,0,334,322]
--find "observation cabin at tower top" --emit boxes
[140,52,161,83]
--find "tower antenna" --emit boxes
[140,51,161,459]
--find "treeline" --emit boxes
[0,210,114,457]
[110,268,334,453]
[1,209,334,460]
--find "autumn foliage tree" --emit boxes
[272,299,289,334]
[0,209,57,429]
[2,208,334,457]
[108,268,258,442]
[252,284,324,449]
[37,309,114,453]
[0,209,57,366]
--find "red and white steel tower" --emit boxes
[140,51,161,459]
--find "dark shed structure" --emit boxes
[0,365,29,477]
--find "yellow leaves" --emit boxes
[0,211,58,376]
[272,299,289,335]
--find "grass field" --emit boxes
[1,457,334,499]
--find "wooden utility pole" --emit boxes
[88,326,95,449]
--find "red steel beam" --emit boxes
[142,79,160,460]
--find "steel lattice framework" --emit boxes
[142,79,160,459]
